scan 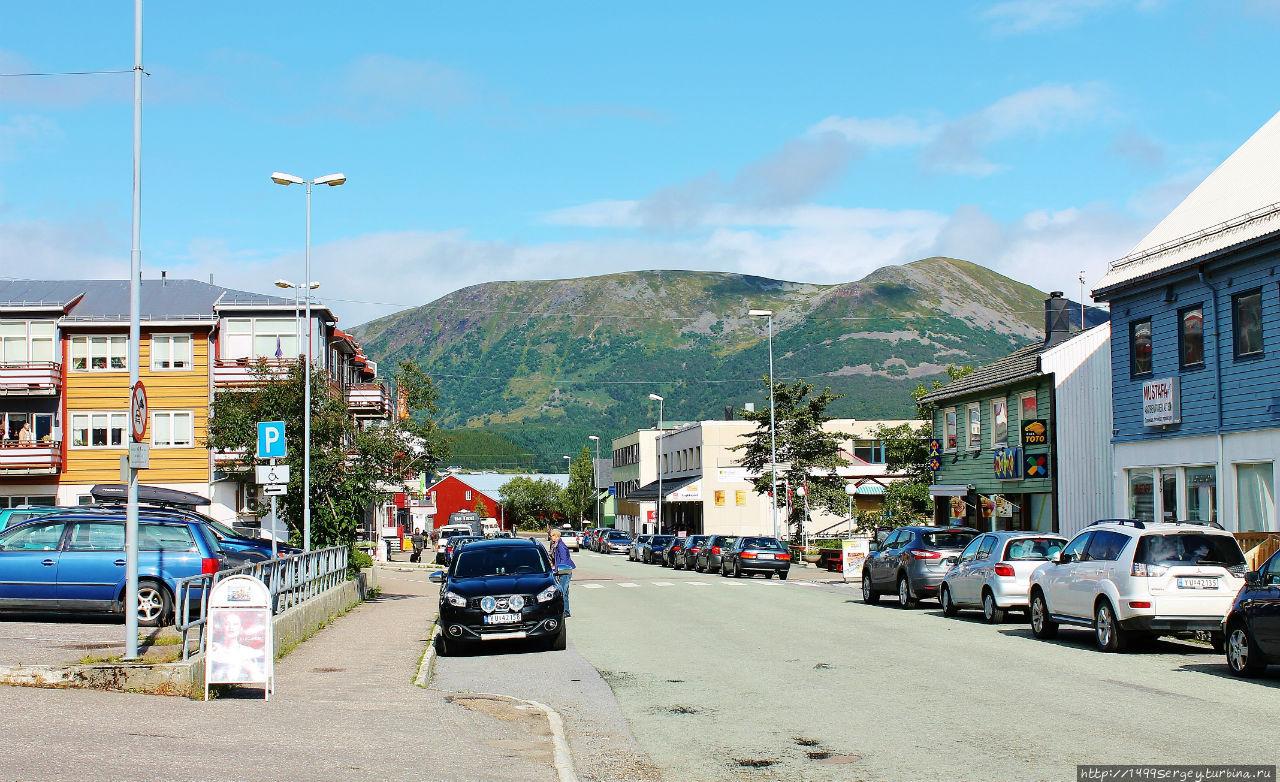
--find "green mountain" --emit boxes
[353,257,1086,471]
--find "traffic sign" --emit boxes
[256,464,290,485]
[257,421,287,459]
[130,381,148,443]
[128,442,150,469]
[262,484,287,497]
[764,462,792,472]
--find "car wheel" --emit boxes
[778,570,788,581]
[1029,591,1058,639]
[734,561,743,578]
[136,580,171,627]
[940,585,958,617]
[548,625,567,652]
[436,632,453,657]
[695,561,704,573]
[982,590,1007,624]
[765,572,774,579]
[896,576,916,609]
[1209,631,1226,654]
[1226,622,1268,677]
[721,562,730,577]
[1094,599,1127,653]
[862,572,880,605]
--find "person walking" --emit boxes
[409,528,425,563]
[548,528,575,618]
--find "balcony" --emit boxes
[0,441,62,475]
[213,358,297,389]
[347,383,391,418]
[0,362,61,396]
[213,448,248,470]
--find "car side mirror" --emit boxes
[1244,570,1263,588]
[428,571,445,583]
[1052,551,1064,564]
[868,542,879,552]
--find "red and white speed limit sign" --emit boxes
[130,381,148,443]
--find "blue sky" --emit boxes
[2,0,1280,325]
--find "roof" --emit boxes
[1094,110,1280,296]
[917,342,1045,405]
[625,475,700,501]
[428,472,570,496]
[0,279,297,322]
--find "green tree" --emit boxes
[499,476,563,530]
[560,445,595,527]
[474,496,489,519]
[733,378,850,540]
[206,359,447,548]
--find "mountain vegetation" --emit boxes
[353,257,1104,472]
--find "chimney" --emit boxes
[724,406,734,421]
[1044,291,1071,346]
[208,273,214,285]
[161,270,167,286]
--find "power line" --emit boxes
[0,69,135,77]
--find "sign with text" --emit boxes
[669,481,701,501]
[1142,377,1181,426]
[841,539,868,582]
[256,421,287,459]
[993,446,1023,480]
[1022,419,1048,446]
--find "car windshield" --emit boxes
[923,531,977,549]
[742,537,785,550]
[714,536,738,547]
[607,531,629,539]
[1003,537,1066,561]
[652,536,675,545]
[1134,533,1245,566]
[453,546,550,578]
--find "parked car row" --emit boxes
[596,532,793,578]
[861,520,1280,677]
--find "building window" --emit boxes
[1233,289,1263,358]
[70,412,127,448]
[223,318,298,361]
[854,439,887,463]
[1236,462,1275,533]
[70,335,127,371]
[151,411,194,447]
[1130,318,1152,376]
[1128,469,1155,522]
[3,412,53,443]
[465,490,472,501]
[943,408,957,452]
[1178,306,1204,367]
[1185,466,1216,522]
[1019,391,1036,422]
[991,399,1008,448]
[151,334,193,371]
[965,404,981,450]
[0,320,54,364]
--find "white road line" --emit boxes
[652,582,674,587]
[618,583,640,588]
[683,581,711,586]
[721,581,746,586]
[581,583,605,589]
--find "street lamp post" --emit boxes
[562,455,574,529]
[271,171,346,551]
[749,309,779,540]
[588,435,601,528]
[648,393,664,534]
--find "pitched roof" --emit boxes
[916,342,1045,405]
[0,279,294,322]
[1094,110,1280,296]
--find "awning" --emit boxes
[625,475,700,501]
[855,484,886,496]
[929,484,971,497]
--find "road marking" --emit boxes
[722,581,746,586]
[684,581,711,586]
[618,583,640,588]
[652,582,673,587]
[581,583,605,589]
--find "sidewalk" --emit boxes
[0,566,563,781]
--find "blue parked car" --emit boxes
[0,509,228,626]
[0,506,70,531]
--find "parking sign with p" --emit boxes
[257,421,287,459]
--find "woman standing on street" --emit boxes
[549,529,575,617]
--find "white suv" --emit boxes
[1027,520,1247,652]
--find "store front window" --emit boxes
[1128,469,1155,522]
[1185,467,1216,522]
[1160,468,1178,522]
[1236,462,1276,533]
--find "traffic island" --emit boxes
[0,567,379,699]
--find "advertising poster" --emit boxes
[205,574,273,700]
[841,539,868,582]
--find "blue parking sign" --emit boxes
[257,421,287,459]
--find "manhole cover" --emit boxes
[734,759,776,768]
[311,667,345,673]
[808,751,831,760]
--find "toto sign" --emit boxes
[1142,377,1181,427]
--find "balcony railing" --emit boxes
[213,358,298,388]
[0,441,62,475]
[347,383,391,418]
[0,362,61,395]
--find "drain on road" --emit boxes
[734,758,776,768]
[794,737,819,747]
[807,751,831,760]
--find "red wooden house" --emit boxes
[425,474,505,530]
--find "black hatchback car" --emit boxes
[429,539,565,655]
[720,536,791,579]
[1223,548,1280,677]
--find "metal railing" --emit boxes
[175,546,350,660]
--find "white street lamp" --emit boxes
[749,309,779,541]
[271,171,346,551]
[648,393,664,534]
[588,435,601,529]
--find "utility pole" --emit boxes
[123,0,144,661]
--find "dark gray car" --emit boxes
[862,526,979,609]
[695,535,739,573]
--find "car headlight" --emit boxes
[444,591,467,607]
[480,596,497,614]
[538,586,558,603]
[509,595,526,612]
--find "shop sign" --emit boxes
[994,446,1023,480]
[928,455,942,472]
[1142,377,1181,426]
[949,496,966,520]
[669,481,701,501]
[1024,452,1050,479]
[841,539,869,582]
[994,496,1014,517]
[928,438,942,457]
[717,467,752,483]
[1022,419,1048,446]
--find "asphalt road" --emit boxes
[546,549,1280,782]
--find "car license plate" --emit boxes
[484,613,520,624]
[1177,577,1218,590]
[757,553,774,559]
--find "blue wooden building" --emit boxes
[1093,111,1280,534]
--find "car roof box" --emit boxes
[90,483,208,508]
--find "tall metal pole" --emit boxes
[303,181,312,552]
[657,398,663,534]
[767,314,778,541]
[590,436,601,527]
[124,0,143,661]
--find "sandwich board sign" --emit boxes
[841,538,869,582]
[204,574,273,700]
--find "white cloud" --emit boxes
[0,115,59,161]
[807,115,936,148]
[981,0,1116,34]
[336,53,475,122]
